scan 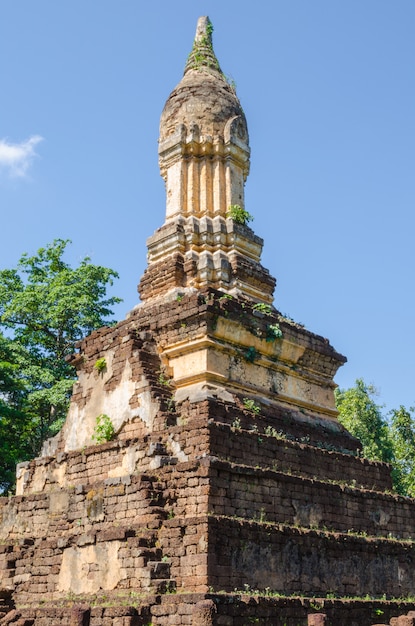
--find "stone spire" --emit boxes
[158,15,249,220]
[138,17,276,303]
[184,16,222,76]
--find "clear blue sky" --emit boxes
[1,1,414,414]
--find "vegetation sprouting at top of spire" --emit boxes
[184,16,222,76]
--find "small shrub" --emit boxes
[264,425,280,438]
[226,204,254,225]
[253,302,272,315]
[232,416,242,429]
[94,357,107,373]
[244,347,258,363]
[266,323,282,341]
[255,507,266,523]
[92,414,115,444]
[243,398,261,415]
[158,372,171,386]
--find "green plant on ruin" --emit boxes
[92,414,115,444]
[232,416,242,430]
[222,74,237,93]
[264,425,282,438]
[158,371,171,387]
[243,398,261,415]
[253,302,272,315]
[226,204,253,225]
[187,21,220,73]
[166,397,176,414]
[165,581,176,594]
[244,346,258,363]
[266,323,282,341]
[94,357,107,373]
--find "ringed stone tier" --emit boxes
[1,16,415,626]
[139,16,275,304]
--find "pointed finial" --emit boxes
[195,16,213,45]
[184,16,223,76]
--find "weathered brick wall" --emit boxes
[0,464,213,607]
[5,594,415,626]
[4,418,414,620]
[207,460,413,538]
[205,419,391,490]
[138,251,188,301]
[0,472,164,539]
[3,450,414,622]
[176,391,361,459]
[17,417,211,495]
[208,516,415,598]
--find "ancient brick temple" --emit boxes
[1,16,415,626]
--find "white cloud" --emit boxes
[0,135,43,178]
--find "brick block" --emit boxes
[192,600,217,626]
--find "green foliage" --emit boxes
[0,334,33,492]
[226,204,254,225]
[264,425,281,438]
[158,371,171,386]
[335,379,394,464]
[244,347,258,363]
[266,323,282,341]
[243,398,261,415]
[232,416,242,429]
[0,239,121,493]
[92,414,115,444]
[94,357,107,373]
[187,20,220,72]
[253,302,272,315]
[335,379,415,496]
[389,405,415,496]
[0,239,120,354]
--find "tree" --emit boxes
[335,379,415,496]
[335,378,394,464]
[389,405,415,497]
[0,333,32,492]
[0,239,121,492]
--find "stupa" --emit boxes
[1,17,415,626]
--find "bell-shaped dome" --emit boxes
[159,16,248,143]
